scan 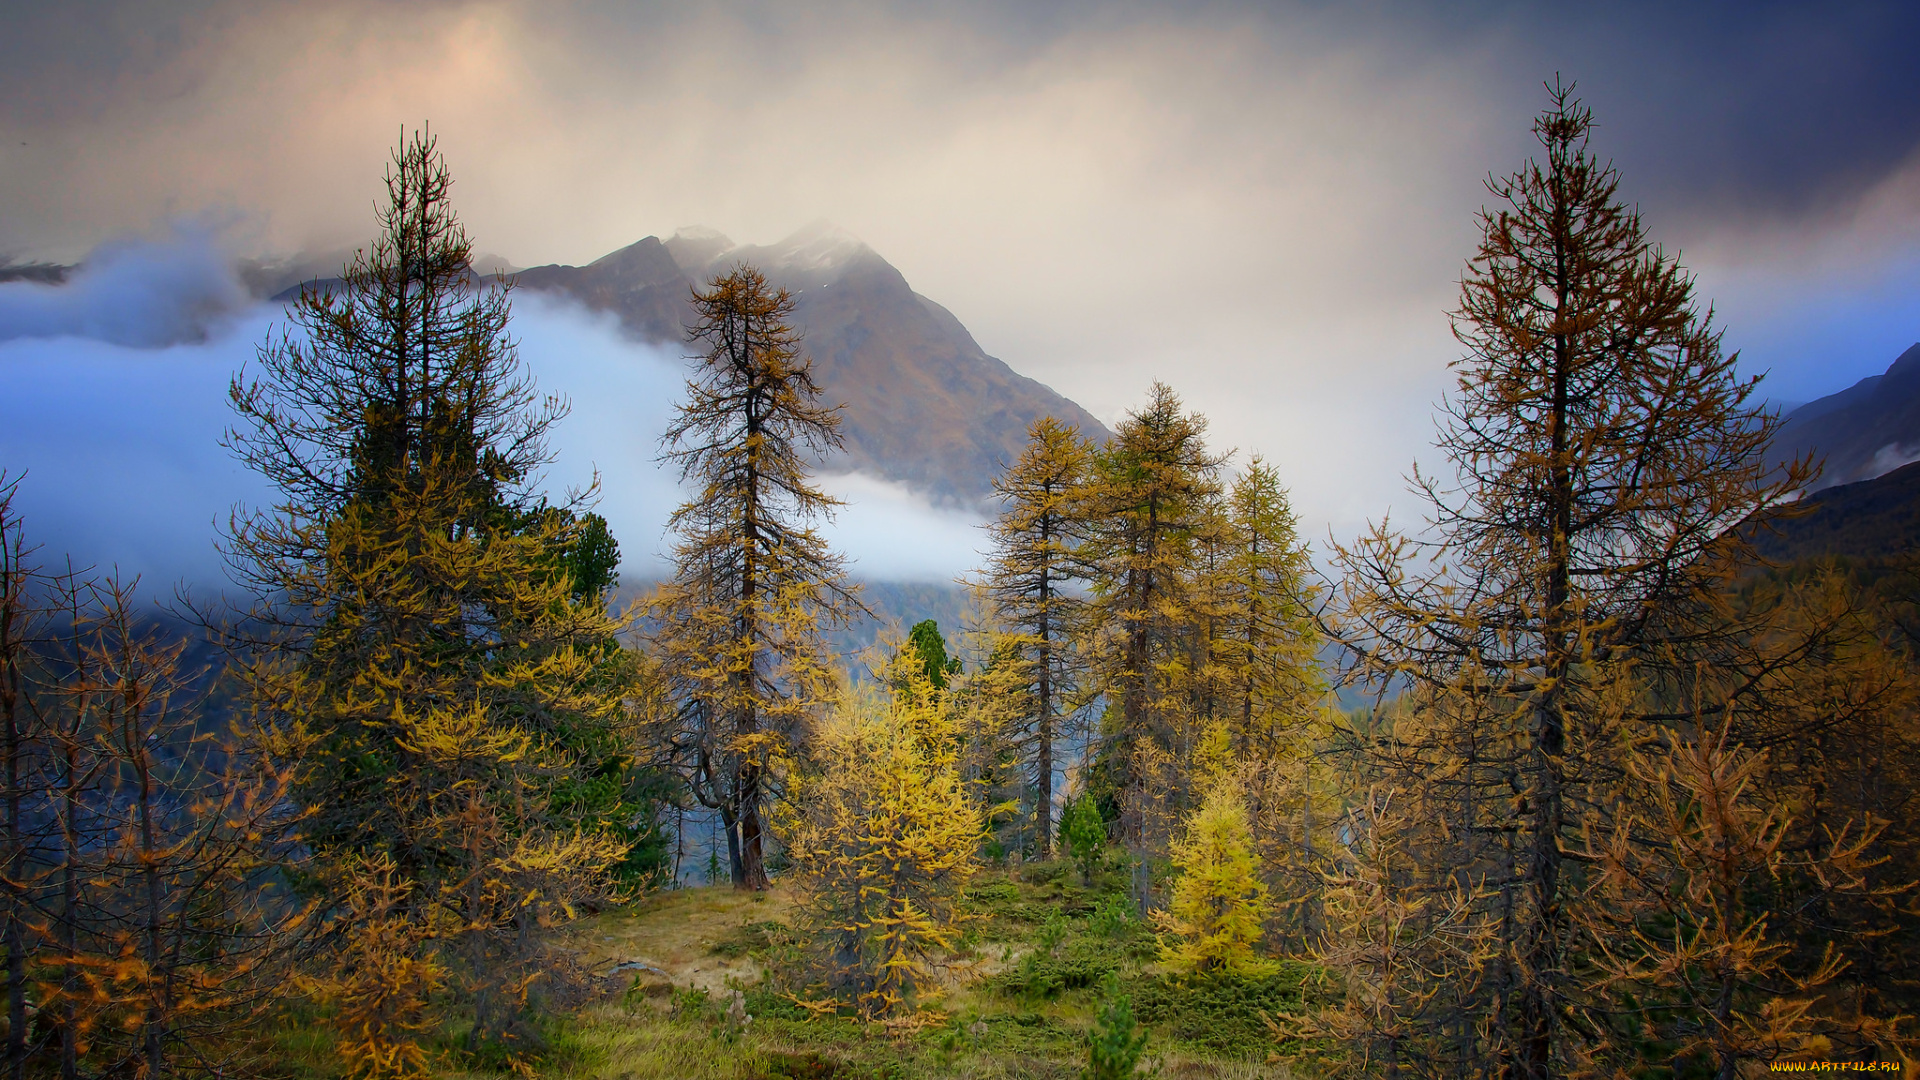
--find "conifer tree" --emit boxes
[1154,778,1268,973]
[1295,787,1497,1079]
[0,488,310,1079]
[1084,974,1153,1080]
[224,130,635,1059]
[779,651,982,1015]
[983,417,1094,855]
[1578,718,1895,1073]
[652,266,861,891]
[1060,792,1108,887]
[44,579,312,1079]
[1334,83,1813,1076]
[1214,460,1322,756]
[1081,384,1225,901]
[0,474,35,1080]
[905,619,960,690]
[1735,571,1920,1048]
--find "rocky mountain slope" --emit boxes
[1775,343,1920,490]
[513,223,1112,507]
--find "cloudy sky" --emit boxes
[3,0,1919,587]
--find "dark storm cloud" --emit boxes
[1476,0,1920,218]
[1010,0,1920,217]
[6,0,1915,217]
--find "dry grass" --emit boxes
[529,873,1312,1080]
[259,872,1317,1079]
[563,885,796,994]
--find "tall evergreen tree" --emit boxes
[0,473,33,1080]
[651,266,861,891]
[1333,83,1812,1076]
[982,417,1094,855]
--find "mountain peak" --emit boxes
[1777,342,1920,490]
[507,229,1111,505]
[664,221,876,284]
[664,226,736,274]
[763,220,872,273]
[1886,341,1920,383]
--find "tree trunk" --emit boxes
[58,735,81,1080]
[129,675,167,1080]
[735,761,770,891]
[1,628,22,1080]
[719,802,743,887]
[1035,651,1054,858]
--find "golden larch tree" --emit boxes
[1334,82,1814,1076]
[982,416,1094,855]
[779,651,983,1015]
[651,266,861,891]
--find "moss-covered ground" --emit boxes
[257,860,1327,1079]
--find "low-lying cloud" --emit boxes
[0,251,989,592]
[0,228,248,347]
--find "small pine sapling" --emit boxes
[1036,906,1071,957]
[1061,793,1108,886]
[1085,973,1156,1080]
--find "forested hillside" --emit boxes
[1752,458,1920,564]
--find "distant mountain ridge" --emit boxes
[1775,343,1920,490]
[1735,345,1920,568]
[1749,459,1920,566]
[514,223,1113,506]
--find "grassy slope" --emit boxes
[551,861,1321,1080]
[264,861,1323,1079]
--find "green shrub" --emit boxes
[1019,859,1072,886]
[1087,894,1137,938]
[1061,795,1108,887]
[1128,968,1316,1054]
[993,952,1121,1000]
[962,881,1023,913]
[1084,974,1154,1080]
[670,985,713,1022]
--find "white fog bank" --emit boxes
[0,251,991,590]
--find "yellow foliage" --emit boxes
[778,654,984,1015]
[1578,718,1908,1070]
[1154,777,1269,973]
[321,853,445,1080]
[1190,722,1234,794]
